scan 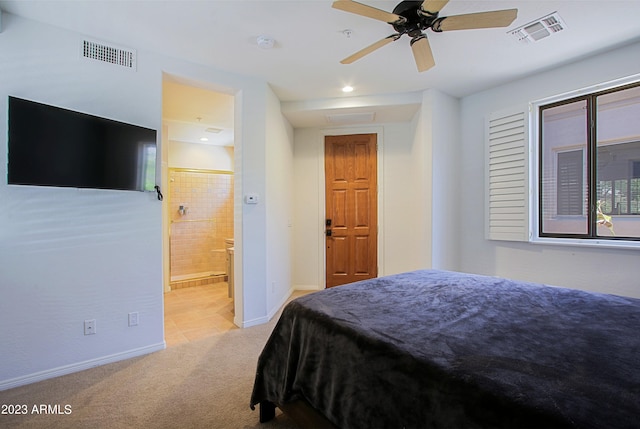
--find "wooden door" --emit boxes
[325,134,378,288]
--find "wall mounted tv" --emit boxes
[8,96,157,192]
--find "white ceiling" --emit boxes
[163,77,235,146]
[2,0,640,132]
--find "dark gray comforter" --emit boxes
[250,270,640,428]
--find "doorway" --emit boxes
[168,168,233,288]
[162,76,236,345]
[324,133,378,287]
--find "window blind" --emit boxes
[556,149,584,216]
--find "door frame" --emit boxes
[318,126,385,288]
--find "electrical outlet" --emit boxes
[128,312,139,327]
[84,319,96,335]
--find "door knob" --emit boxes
[326,229,332,237]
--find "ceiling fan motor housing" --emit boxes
[391,0,441,38]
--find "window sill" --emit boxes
[531,236,640,250]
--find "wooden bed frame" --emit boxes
[260,399,337,429]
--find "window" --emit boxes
[556,149,584,216]
[539,82,640,240]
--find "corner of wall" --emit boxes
[420,89,462,271]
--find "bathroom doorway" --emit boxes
[168,168,233,289]
[162,75,236,346]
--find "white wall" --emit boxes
[265,87,295,316]
[427,90,461,270]
[0,13,164,390]
[459,40,640,298]
[168,141,234,171]
[234,83,267,327]
[292,96,459,289]
[0,12,292,389]
[292,89,461,289]
[382,121,431,274]
[292,127,323,289]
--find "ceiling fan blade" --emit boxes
[421,0,449,14]
[340,35,399,64]
[437,9,517,31]
[332,0,403,24]
[410,36,435,72]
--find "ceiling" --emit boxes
[163,77,235,147]
[2,0,640,133]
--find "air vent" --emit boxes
[81,39,137,70]
[509,12,566,44]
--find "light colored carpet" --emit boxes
[0,302,303,429]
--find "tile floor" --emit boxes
[164,283,315,347]
[164,282,236,347]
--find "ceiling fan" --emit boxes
[332,0,518,72]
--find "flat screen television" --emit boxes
[7,96,157,192]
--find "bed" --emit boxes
[250,269,640,429]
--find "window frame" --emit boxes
[530,75,640,249]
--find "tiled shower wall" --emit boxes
[169,169,234,283]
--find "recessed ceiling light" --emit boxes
[342,85,354,93]
[200,137,209,142]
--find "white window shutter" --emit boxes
[485,107,529,241]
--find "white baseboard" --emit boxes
[0,342,166,391]
[294,284,321,291]
[238,286,304,328]
[268,287,295,320]
[239,315,270,328]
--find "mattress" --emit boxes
[251,270,640,428]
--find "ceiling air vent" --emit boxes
[509,12,566,44]
[81,39,137,70]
